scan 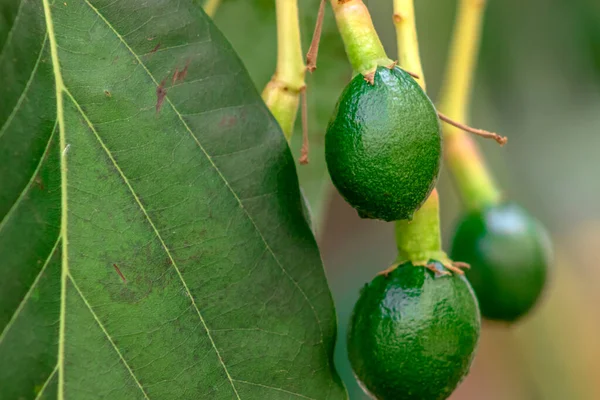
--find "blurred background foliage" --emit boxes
[212,0,600,398]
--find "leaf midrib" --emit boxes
[39,1,68,399]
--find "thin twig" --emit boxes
[299,87,310,164]
[438,112,507,145]
[404,69,420,79]
[452,261,471,270]
[306,0,327,72]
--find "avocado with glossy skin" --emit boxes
[348,261,480,400]
[325,66,441,221]
[450,203,552,322]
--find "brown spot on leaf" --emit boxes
[104,90,111,97]
[171,67,179,86]
[113,264,127,283]
[149,43,161,54]
[219,116,237,128]
[171,60,191,85]
[179,61,189,81]
[156,78,168,114]
[34,176,45,191]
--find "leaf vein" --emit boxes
[0,0,26,60]
[68,274,151,399]
[0,35,48,140]
[139,40,211,56]
[0,236,60,347]
[0,120,57,233]
[40,1,70,399]
[63,87,241,399]
[33,364,59,400]
[232,379,317,400]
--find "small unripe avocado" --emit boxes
[325,66,442,221]
[348,262,480,400]
[450,203,552,322]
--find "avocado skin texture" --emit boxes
[325,66,441,221]
[348,262,480,400]
[451,203,552,322]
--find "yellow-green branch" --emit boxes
[438,0,486,121]
[438,0,501,210]
[393,0,424,88]
[393,0,447,263]
[203,0,222,18]
[394,190,451,267]
[262,0,306,141]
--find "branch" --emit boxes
[437,0,502,209]
[203,0,222,18]
[306,0,327,72]
[438,112,507,145]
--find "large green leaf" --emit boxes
[0,0,345,399]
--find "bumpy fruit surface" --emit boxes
[451,203,552,322]
[325,66,441,221]
[348,262,480,400]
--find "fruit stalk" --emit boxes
[393,0,446,261]
[394,190,449,264]
[329,0,394,74]
[437,0,501,210]
[262,0,306,141]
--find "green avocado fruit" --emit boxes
[450,203,552,322]
[325,66,442,221]
[348,261,481,400]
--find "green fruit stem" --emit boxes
[395,190,449,263]
[437,0,501,211]
[330,0,394,75]
[262,0,306,141]
[393,0,448,261]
